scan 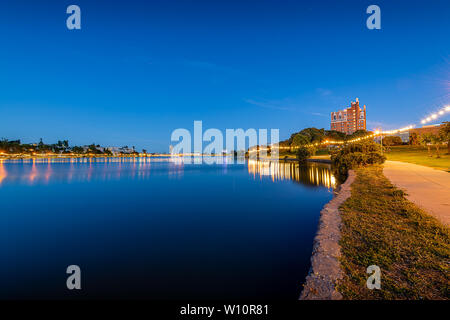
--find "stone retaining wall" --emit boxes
[299,170,355,300]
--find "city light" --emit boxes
[249,122,425,156]
[421,105,450,125]
[382,125,414,135]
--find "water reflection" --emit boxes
[0,160,7,184]
[248,159,336,189]
[0,157,336,189]
[0,157,155,185]
[0,157,334,300]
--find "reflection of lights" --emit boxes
[248,159,337,189]
[29,159,37,182]
[330,175,336,186]
[0,157,156,184]
[0,161,7,185]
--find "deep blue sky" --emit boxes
[0,0,449,152]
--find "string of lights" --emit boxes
[249,102,450,154]
[421,105,450,125]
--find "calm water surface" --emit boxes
[0,157,336,299]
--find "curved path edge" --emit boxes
[383,160,450,226]
[299,170,356,300]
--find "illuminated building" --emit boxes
[330,98,367,134]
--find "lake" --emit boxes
[0,157,336,300]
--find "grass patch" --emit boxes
[386,145,450,172]
[337,165,449,299]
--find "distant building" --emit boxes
[382,131,410,143]
[330,98,367,135]
[410,124,444,136]
[384,124,445,144]
[82,145,104,153]
[105,146,135,155]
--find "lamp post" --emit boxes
[379,128,383,155]
[375,129,382,154]
[380,132,383,154]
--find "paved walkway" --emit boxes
[383,161,450,226]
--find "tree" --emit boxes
[38,138,46,151]
[325,130,346,141]
[439,122,450,154]
[71,146,84,154]
[409,132,419,145]
[346,130,371,141]
[383,136,403,146]
[296,146,311,164]
[301,128,325,144]
[419,133,434,157]
[292,133,309,147]
[430,134,444,158]
[331,140,386,178]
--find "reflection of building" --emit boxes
[248,160,336,189]
[330,98,366,134]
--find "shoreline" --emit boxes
[299,170,355,300]
[0,154,333,164]
[0,154,169,160]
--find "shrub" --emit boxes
[409,132,419,145]
[296,146,311,163]
[383,135,403,146]
[439,121,450,154]
[419,133,434,157]
[331,141,386,177]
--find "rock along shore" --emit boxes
[299,170,355,300]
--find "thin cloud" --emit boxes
[311,112,327,117]
[244,99,296,111]
[316,88,333,97]
[182,60,239,74]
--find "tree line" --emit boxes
[0,138,139,156]
[410,122,450,158]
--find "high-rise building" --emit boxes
[330,98,366,134]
